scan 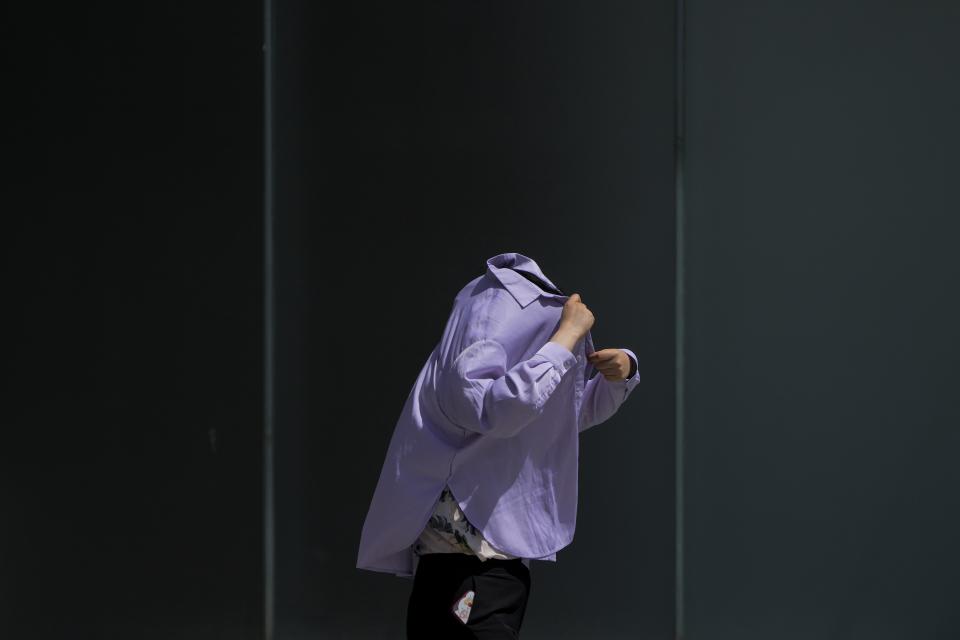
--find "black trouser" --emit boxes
[406,553,531,639]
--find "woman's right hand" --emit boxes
[550,293,594,352]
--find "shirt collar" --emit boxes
[486,252,567,308]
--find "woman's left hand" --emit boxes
[586,348,633,381]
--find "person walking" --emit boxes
[356,251,641,638]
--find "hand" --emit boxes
[587,348,633,381]
[549,293,595,353]
[557,293,594,340]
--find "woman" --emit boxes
[356,252,641,638]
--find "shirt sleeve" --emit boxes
[437,339,579,439]
[578,347,640,433]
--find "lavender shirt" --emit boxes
[356,252,641,577]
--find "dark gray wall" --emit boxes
[272,1,676,637]
[5,3,264,638]
[683,1,960,638]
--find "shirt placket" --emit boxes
[575,330,596,416]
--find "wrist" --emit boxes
[549,328,581,353]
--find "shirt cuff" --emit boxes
[538,340,578,376]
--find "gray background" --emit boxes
[682,1,960,638]
[5,2,264,638]
[8,0,960,638]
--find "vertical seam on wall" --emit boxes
[263,0,275,638]
[674,0,687,637]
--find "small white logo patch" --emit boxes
[452,589,475,624]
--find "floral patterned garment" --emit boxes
[414,485,520,560]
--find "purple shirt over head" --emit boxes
[356,252,641,577]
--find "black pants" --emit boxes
[406,553,531,639]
